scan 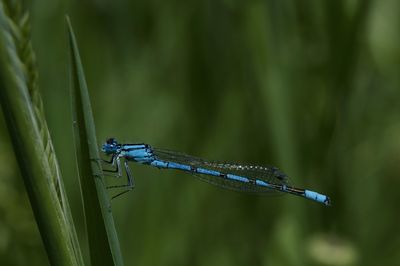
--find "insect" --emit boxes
[101,138,330,205]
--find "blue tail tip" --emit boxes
[304,190,331,206]
[324,196,331,206]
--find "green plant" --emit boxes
[0,2,83,265]
[0,1,124,265]
[67,16,124,266]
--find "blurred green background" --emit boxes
[1,0,400,265]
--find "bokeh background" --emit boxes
[1,0,400,265]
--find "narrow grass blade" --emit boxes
[0,2,83,265]
[66,16,124,266]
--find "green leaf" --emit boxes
[0,2,83,265]
[66,15,124,266]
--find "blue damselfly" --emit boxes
[101,138,330,205]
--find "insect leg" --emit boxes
[108,159,135,200]
[103,156,122,178]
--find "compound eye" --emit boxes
[106,138,116,144]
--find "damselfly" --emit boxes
[101,138,330,205]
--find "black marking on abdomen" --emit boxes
[248,178,256,185]
[190,166,197,173]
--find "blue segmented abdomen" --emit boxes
[149,148,289,193]
[150,159,252,183]
[148,158,330,205]
[150,158,266,189]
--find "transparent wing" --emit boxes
[153,148,289,194]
